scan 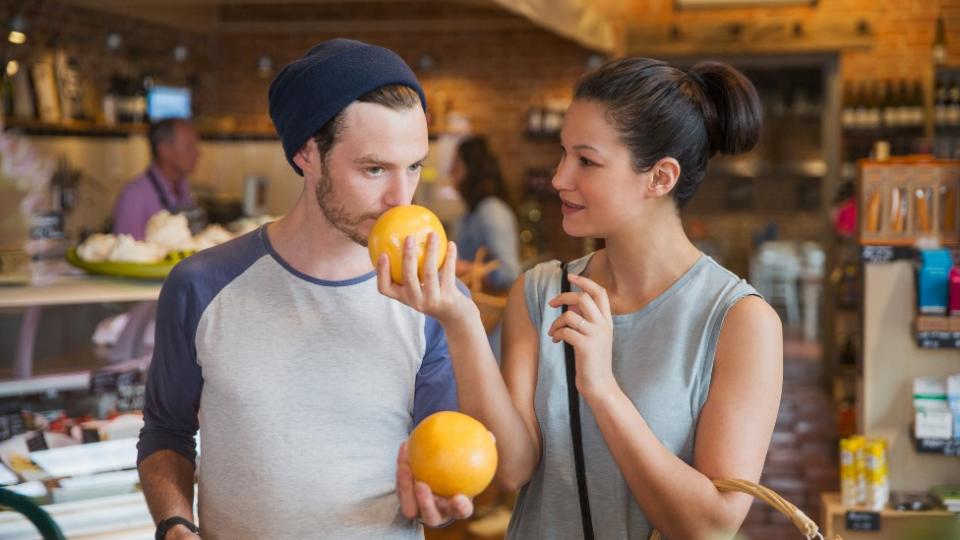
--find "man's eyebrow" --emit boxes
[353,155,389,165]
[352,153,430,166]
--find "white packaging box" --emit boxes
[915,406,954,440]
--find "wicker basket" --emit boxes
[648,479,842,540]
[463,247,508,333]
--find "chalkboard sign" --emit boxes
[116,382,145,413]
[860,245,914,263]
[25,431,48,452]
[846,511,881,531]
[90,367,144,396]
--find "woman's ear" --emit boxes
[646,157,681,199]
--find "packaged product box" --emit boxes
[916,249,953,315]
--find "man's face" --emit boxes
[159,122,201,176]
[312,101,429,246]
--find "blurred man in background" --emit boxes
[112,118,203,239]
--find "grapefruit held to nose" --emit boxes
[368,205,447,284]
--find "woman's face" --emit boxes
[552,100,652,238]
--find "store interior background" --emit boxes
[1,0,959,538]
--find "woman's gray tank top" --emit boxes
[506,253,760,540]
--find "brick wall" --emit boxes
[4,0,957,264]
[205,22,590,260]
[619,0,960,84]
[0,1,212,117]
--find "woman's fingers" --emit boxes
[548,310,589,340]
[568,274,611,320]
[548,291,602,324]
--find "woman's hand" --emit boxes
[546,273,617,400]
[377,233,475,325]
[396,442,474,527]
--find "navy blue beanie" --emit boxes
[268,39,427,176]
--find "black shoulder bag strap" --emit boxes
[560,262,595,540]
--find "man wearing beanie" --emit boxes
[136,39,493,540]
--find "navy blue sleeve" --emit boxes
[412,281,471,425]
[136,228,271,467]
[137,265,204,467]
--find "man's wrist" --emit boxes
[156,516,198,540]
[419,517,456,528]
[166,526,199,540]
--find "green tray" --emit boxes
[66,248,189,280]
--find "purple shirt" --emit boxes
[112,165,194,240]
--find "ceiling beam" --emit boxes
[217,17,535,34]
[488,0,616,53]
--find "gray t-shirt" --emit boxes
[137,227,459,539]
[507,253,760,540]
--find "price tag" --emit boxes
[846,511,881,531]
[861,246,894,263]
[90,370,118,395]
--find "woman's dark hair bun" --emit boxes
[691,61,762,157]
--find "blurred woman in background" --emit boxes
[450,136,521,359]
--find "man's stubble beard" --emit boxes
[314,164,380,247]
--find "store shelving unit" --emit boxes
[861,259,960,492]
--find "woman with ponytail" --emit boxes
[444,58,783,539]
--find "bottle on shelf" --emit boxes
[881,80,898,131]
[895,80,909,129]
[867,80,883,132]
[841,81,857,131]
[934,76,957,159]
[948,79,960,128]
[935,78,949,130]
[906,80,921,130]
[894,79,927,154]
[854,81,870,132]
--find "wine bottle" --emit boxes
[841,82,856,131]
[853,81,868,130]
[881,80,897,130]
[948,79,960,128]
[909,80,925,129]
[935,78,948,129]
[867,81,882,131]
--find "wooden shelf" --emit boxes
[3,118,145,137]
[2,118,278,141]
[822,493,958,540]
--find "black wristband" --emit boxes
[155,516,199,540]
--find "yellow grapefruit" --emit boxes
[368,205,447,284]
[407,411,497,498]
